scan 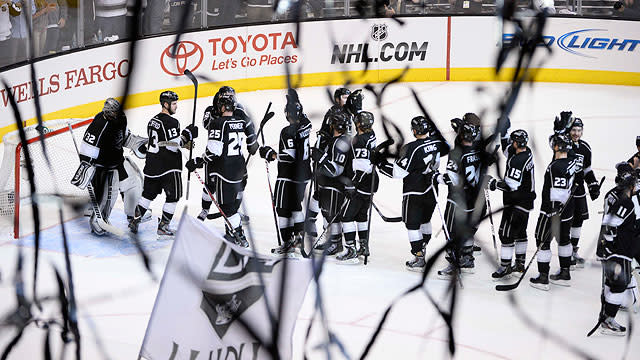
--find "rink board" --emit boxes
[1,16,639,138]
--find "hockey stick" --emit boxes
[244,102,274,166]
[431,186,463,288]
[361,138,396,265]
[190,168,245,245]
[311,199,350,252]
[372,202,402,223]
[207,212,250,222]
[260,119,283,247]
[484,188,499,263]
[183,69,198,200]
[496,185,578,291]
[67,125,124,237]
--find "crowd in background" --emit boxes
[1,0,639,69]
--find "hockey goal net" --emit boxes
[0,119,93,238]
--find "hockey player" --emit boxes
[304,88,357,239]
[530,134,581,290]
[128,91,198,238]
[311,109,352,256]
[376,116,450,271]
[196,86,258,222]
[72,98,147,235]
[595,170,639,335]
[436,113,483,277]
[487,129,536,279]
[338,111,379,264]
[186,96,255,247]
[565,118,601,268]
[260,96,312,255]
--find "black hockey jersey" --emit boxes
[446,144,482,208]
[316,134,351,190]
[570,139,597,196]
[203,115,253,183]
[379,137,448,196]
[540,157,581,214]
[79,112,127,169]
[498,144,536,210]
[276,117,312,183]
[344,131,379,195]
[202,103,257,151]
[601,190,640,260]
[144,113,184,177]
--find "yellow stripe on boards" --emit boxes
[1,67,637,141]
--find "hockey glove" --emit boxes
[450,118,463,133]
[433,171,453,186]
[588,182,601,200]
[487,176,498,191]
[310,147,327,163]
[259,146,277,162]
[181,124,199,143]
[182,140,195,150]
[185,157,205,173]
[71,160,96,190]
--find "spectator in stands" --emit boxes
[125,0,146,37]
[8,0,31,64]
[95,0,126,41]
[169,0,195,31]
[143,0,163,35]
[42,0,67,54]
[59,0,77,50]
[32,0,49,56]
[246,0,273,21]
[0,0,22,67]
[614,0,640,17]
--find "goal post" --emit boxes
[0,119,94,238]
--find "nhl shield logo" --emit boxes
[371,24,388,41]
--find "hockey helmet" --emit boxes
[103,98,121,119]
[334,88,351,103]
[615,171,636,191]
[218,96,236,114]
[571,118,584,128]
[549,133,572,152]
[160,91,179,106]
[411,116,431,136]
[285,101,303,123]
[355,111,374,132]
[218,86,236,99]
[330,109,350,134]
[510,129,529,148]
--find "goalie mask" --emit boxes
[103,98,121,120]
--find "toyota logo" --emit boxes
[160,41,204,76]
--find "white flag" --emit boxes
[139,216,313,360]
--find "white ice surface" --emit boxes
[0,81,639,359]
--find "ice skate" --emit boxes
[473,244,482,255]
[357,239,370,258]
[324,241,343,256]
[157,221,175,240]
[405,252,426,272]
[197,209,209,221]
[571,247,586,270]
[529,273,550,291]
[549,268,571,287]
[336,245,359,264]
[271,234,301,258]
[225,227,249,248]
[458,255,475,274]
[599,317,626,336]
[514,259,526,273]
[492,264,513,281]
[437,263,458,279]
